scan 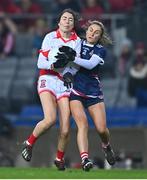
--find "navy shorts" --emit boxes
[70,93,104,108]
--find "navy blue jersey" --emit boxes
[79,40,106,76]
[72,40,106,98]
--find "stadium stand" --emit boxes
[0,57,18,112]
[14,33,34,57]
[10,57,38,112]
[10,104,147,128]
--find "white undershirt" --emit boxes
[74,54,104,70]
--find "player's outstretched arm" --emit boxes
[74,54,104,70]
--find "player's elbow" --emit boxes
[87,61,104,70]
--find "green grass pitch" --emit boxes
[0,168,147,179]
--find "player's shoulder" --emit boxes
[77,36,81,41]
[44,31,56,40]
[76,37,82,45]
[95,44,106,53]
[76,36,81,43]
[94,44,107,58]
[95,44,106,50]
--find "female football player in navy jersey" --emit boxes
[56,20,116,171]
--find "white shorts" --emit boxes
[37,75,70,100]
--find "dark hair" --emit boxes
[57,8,80,30]
[0,20,9,38]
[83,20,112,45]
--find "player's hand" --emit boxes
[52,56,68,68]
[52,46,76,69]
[58,46,76,62]
[55,50,75,65]
[63,72,74,89]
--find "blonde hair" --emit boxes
[85,20,112,45]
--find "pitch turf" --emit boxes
[0,168,147,179]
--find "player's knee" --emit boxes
[43,118,56,129]
[74,113,83,121]
[60,129,69,138]
[77,121,88,130]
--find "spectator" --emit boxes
[51,0,81,29]
[108,0,134,13]
[134,42,145,63]
[18,0,42,31]
[0,13,17,59]
[52,0,81,14]
[81,0,104,22]
[0,0,21,14]
[118,39,133,77]
[32,18,48,57]
[128,51,147,107]
[19,0,42,14]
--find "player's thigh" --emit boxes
[70,100,88,128]
[88,102,107,129]
[57,97,70,128]
[39,91,57,121]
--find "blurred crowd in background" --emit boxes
[0,0,147,169]
[0,0,147,110]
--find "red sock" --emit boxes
[56,150,64,161]
[80,152,88,162]
[27,134,37,146]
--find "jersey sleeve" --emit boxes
[41,34,51,50]
[74,54,104,70]
[37,33,55,70]
[74,38,81,58]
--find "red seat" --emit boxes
[109,0,134,12]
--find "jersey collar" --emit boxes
[83,40,94,47]
[56,29,78,43]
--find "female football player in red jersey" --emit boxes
[21,9,81,170]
